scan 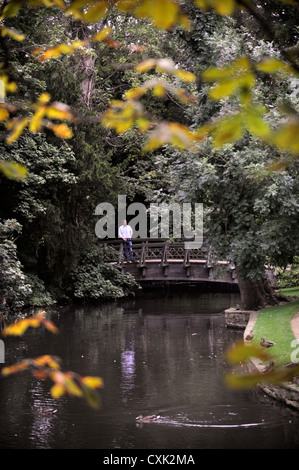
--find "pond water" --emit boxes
[1,289,299,450]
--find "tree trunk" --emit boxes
[68,19,95,108]
[236,266,290,310]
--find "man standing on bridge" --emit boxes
[119,220,134,262]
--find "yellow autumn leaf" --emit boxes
[124,87,147,100]
[136,117,151,131]
[5,81,17,93]
[175,69,196,82]
[0,75,17,94]
[244,110,271,138]
[143,122,199,152]
[195,123,215,140]
[209,79,240,100]
[225,371,266,389]
[169,122,199,149]
[50,383,66,398]
[1,361,29,376]
[6,118,29,144]
[213,114,243,146]
[134,0,184,30]
[194,0,237,15]
[52,0,67,8]
[203,57,252,82]
[135,59,157,73]
[174,88,196,103]
[194,0,209,9]
[81,376,104,389]
[2,1,21,18]
[37,47,61,61]
[0,26,25,41]
[27,318,41,328]
[271,121,299,154]
[115,0,136,12]
[42,318,59,334]
[256,58,294,75]
[70,40,86,49]
[203,57,255,100]
[29,105,47,133]
[202,67,232,82]
[153,83,166,97]
[2,313,58,336]
[46,102,73,121]
[0,107,9,121]
[63,374,84,397]
[0,161,27,180]
[92,26,111,41]
[2,320,30,336]
[102,100,144,134]
[82,1,107,22]
[52,123,73,138]
[38,92,51,104]
[33,355,61,369]
[213,0,236,15]
[226,340,271,364]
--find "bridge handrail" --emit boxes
[98,238,212,266]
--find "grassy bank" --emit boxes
[279,286,299,297]
[252,300,299,366]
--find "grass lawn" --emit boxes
[279,286,299,297]
[252,300,299,366]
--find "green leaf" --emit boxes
[209,79,240,100]
[245,110,271,138]
[256,58,293,75]
[212,115,243,146]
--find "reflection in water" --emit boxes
[1,290,299,449]
[121,333,136,400]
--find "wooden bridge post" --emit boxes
[138,240,148,277]
[183,248,191,277]
[118,243,124,266]
[161,240,169,277]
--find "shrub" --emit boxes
[72,249,139,301]
[0,219,32,314]
[24,273,56,307]
[277,257,299,288]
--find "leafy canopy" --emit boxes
[1,0,299,179]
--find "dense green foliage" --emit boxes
[0,219,32,312]
[277,257,299,288]
[72,249,139,300]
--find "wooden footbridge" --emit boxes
[99,238,237,285]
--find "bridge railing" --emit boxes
[98,238,211,266]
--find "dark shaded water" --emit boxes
[1,290,299,449]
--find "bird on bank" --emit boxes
[262,362,275,374]
[260,338,276,348]
[284,362,299,368]
[245,330,254,341]
[135,414,160,423]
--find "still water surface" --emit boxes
[1,290,299,449]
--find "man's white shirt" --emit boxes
[119,224,133,239]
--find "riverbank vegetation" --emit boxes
[252,300,299,366]
[0,0,299,316]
